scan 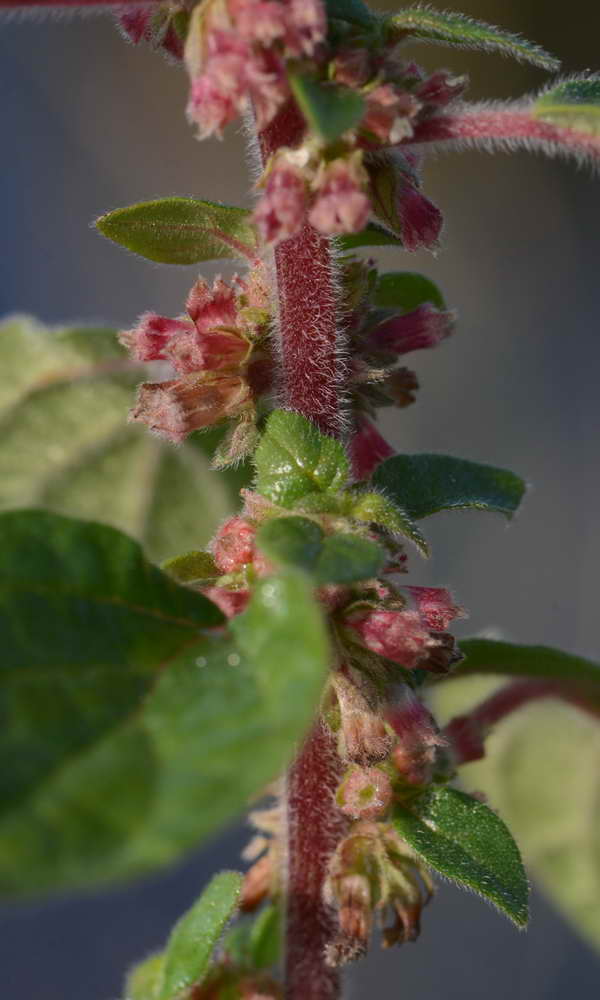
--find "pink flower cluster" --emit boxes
[343,586,463,671]
[186,0,326,138]
[120,272,271,443]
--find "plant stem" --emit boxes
[258,101,347,998]
[445,678,600,764]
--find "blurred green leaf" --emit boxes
[534,75,600,134]
[256,516,385,582]
[373,453,525,520]
[0,315,243,561]
[162,550,219,583]
[257,516,325,573]
[0,536,327,894]
[373,272,445,312]
[433,678,600,952]
[288,73,365,144]
[159,871,242,1000]
[349,489,429,556]
[254,410,349,508]
[385,9,559,70]
[392,786,528,926]
[316,533,385,584]
[337,222,403,250]
[0,509,222,821]
[456,639,600,704]
[125,951,165,1000]
[96,198,257,265]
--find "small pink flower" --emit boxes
[309,158,370,236]
[350,417,395,480]
[119,313,192,362]
[345,608,436,668]
[164,327,249,375]
[285,0,326,57]
[245,47,288,130]
[186,276,239,329]
[396,179,443,251]
[187,32,251,137]
[254,161,308,244]
[405,586,465,631]
[368,304,455,355]
[129,374,250,442]
[228,0,287,45]
[363,85,419,144]
[212,515,257,573]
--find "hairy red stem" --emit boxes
[259,102,347,998]
[445,678,600,765]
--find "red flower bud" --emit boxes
[337,766,393,820]
[129,374,250,442]
[212,516,257,574]
[345,607,437,668]
[368,304,455,356]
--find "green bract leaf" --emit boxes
[325,0,376,28]
[392,786,529,926]
[0,510,222,821]
[373,453,525,521]
[0,536,327,894]
[254,410,349,508]
[257,516,325,573]
[96,198,257,265]
[159,871,242,1000]
[373,272,446,312]
[337,221,403,250]
[125,952,165,1000]
[533,75,600,135]
[0,316,244,561]
[288,72,365,144]
[161,550,219,583]
[452,639,600,711]
[433,679,600,952]
[385,7,560,71]
[348,489,428,555]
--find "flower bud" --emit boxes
[201,586,250,618]
[368,304,455,356]
[350,417,395,481]
[309,156,370,236]
[129,374,250,443]
[387,695,445,785]
[212,516,257,573]
[337,766,393,820]
[404,586,465,631]
[254,161,309,244]
[344,607,437,669]
[119,313,192,362]
[396,179,443,252]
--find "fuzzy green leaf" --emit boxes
[373,272,446,312]
[451,639,600,713]
[125,952,165,1000]
[325,0,375,28]
[159,871,242,1000]
[337,222,403,250]
[96,198,256,265]
[0,543,326,895]
[0,510,222,822]
[392,786,529,926]
[373,453,525,521]
[433,677,600,952]
[533,75,600,135]
[254,410,349,508]
[288,72,365,144]
[256,516,385,582]
[349,490,429,556]
[385,7,559,71]
[0,315,244,562]
[222,904,282,972]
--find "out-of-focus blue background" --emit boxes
[1,1,599,996]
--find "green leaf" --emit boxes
[0,315,244,561]
[162,550,219,583]
[432,678,600,952]
[349,489,429,556]
[159,871,242,1000]
[222,904,282,971]
[454,639,600,706]
[533,75,600,135]
[288,72,365,144]
[0,509,222,820]
[337,221,403,250]
[316,533,385,584]
[96,198,257,266]
[257,516,325,573]
[373,272,446,312]
[254,410,349,508]
[125,952,165,1000]
[385,8,560,71]
[392,785,529,926]
[256,516,385,583]
[0,532,327,894]
[373,453,525,521]
[325,0,375,28]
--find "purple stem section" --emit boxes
[259,102,347,998]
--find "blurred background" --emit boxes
[1,0,600,996]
